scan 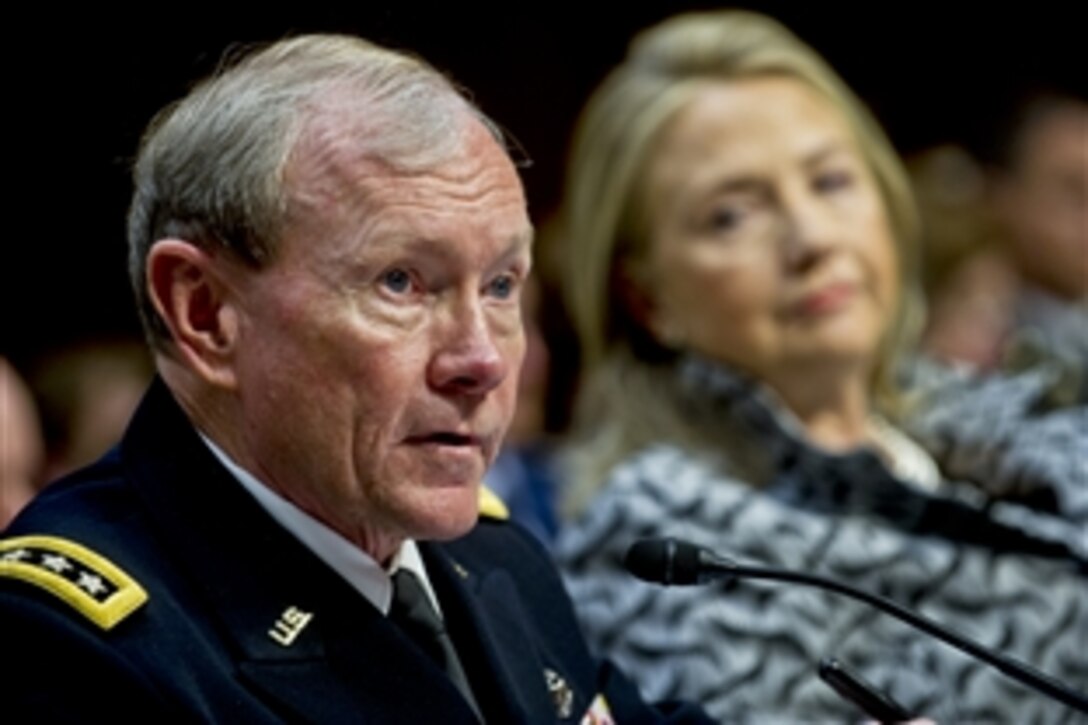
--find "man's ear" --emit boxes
[146,240,240,389]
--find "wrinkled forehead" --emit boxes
[284,91,475,199]
[280,105,529,250]
[286,82,529,198]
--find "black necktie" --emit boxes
[389,568,482,720]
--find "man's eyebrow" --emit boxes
[488,228,535,272]
[508,227,535,254]
[350,224,535,271]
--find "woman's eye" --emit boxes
[814,170,853,193]
[705,205,743,233]
[380,268,413,294]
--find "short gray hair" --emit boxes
[128,34,500,349]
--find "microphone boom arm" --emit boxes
[711,558,1086,713]
[625,538,1087,713]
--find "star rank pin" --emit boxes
[0,535,148,630]
[544,667,574,719]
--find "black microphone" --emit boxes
[624,537,1088,714]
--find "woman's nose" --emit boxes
[782,197,837,271]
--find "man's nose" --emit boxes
[428,299,510,397]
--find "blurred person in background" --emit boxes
[914,88,1087,404]
[31,338,153,481]
[908,144,1020,370]
[984,87,1087,402]
[549,10,1087,723]
[0,358,45,528]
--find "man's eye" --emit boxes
[380,268,413,294]
[487,274,516,300]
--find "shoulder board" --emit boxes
[0,535,148,630]
[477,485,509,521]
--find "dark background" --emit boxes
[5,3,1082,369]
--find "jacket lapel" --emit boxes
[423,544,586,724]
[120,380,479,722]
[235,592,481,723]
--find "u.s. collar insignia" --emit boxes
[268,606,314,646]
[544,667,574,719]
[0,535,148,630]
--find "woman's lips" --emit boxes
[790,281,857,317]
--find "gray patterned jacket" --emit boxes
[555,359,1086,723]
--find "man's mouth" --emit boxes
[419,432,476,446]
[408,432,481,448]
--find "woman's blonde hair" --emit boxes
[553,10,924,513]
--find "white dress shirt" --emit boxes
[201,435,444,618]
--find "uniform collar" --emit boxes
[200,434,440,617]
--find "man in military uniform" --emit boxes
[1,35,707,723]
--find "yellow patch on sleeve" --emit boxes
[477,485,509,520]
[0,535,148,630]
[580,693,615,724]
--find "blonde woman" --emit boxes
[552,10,1087,723]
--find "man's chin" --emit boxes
[403,487,482,543]
[425,515,480,543]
